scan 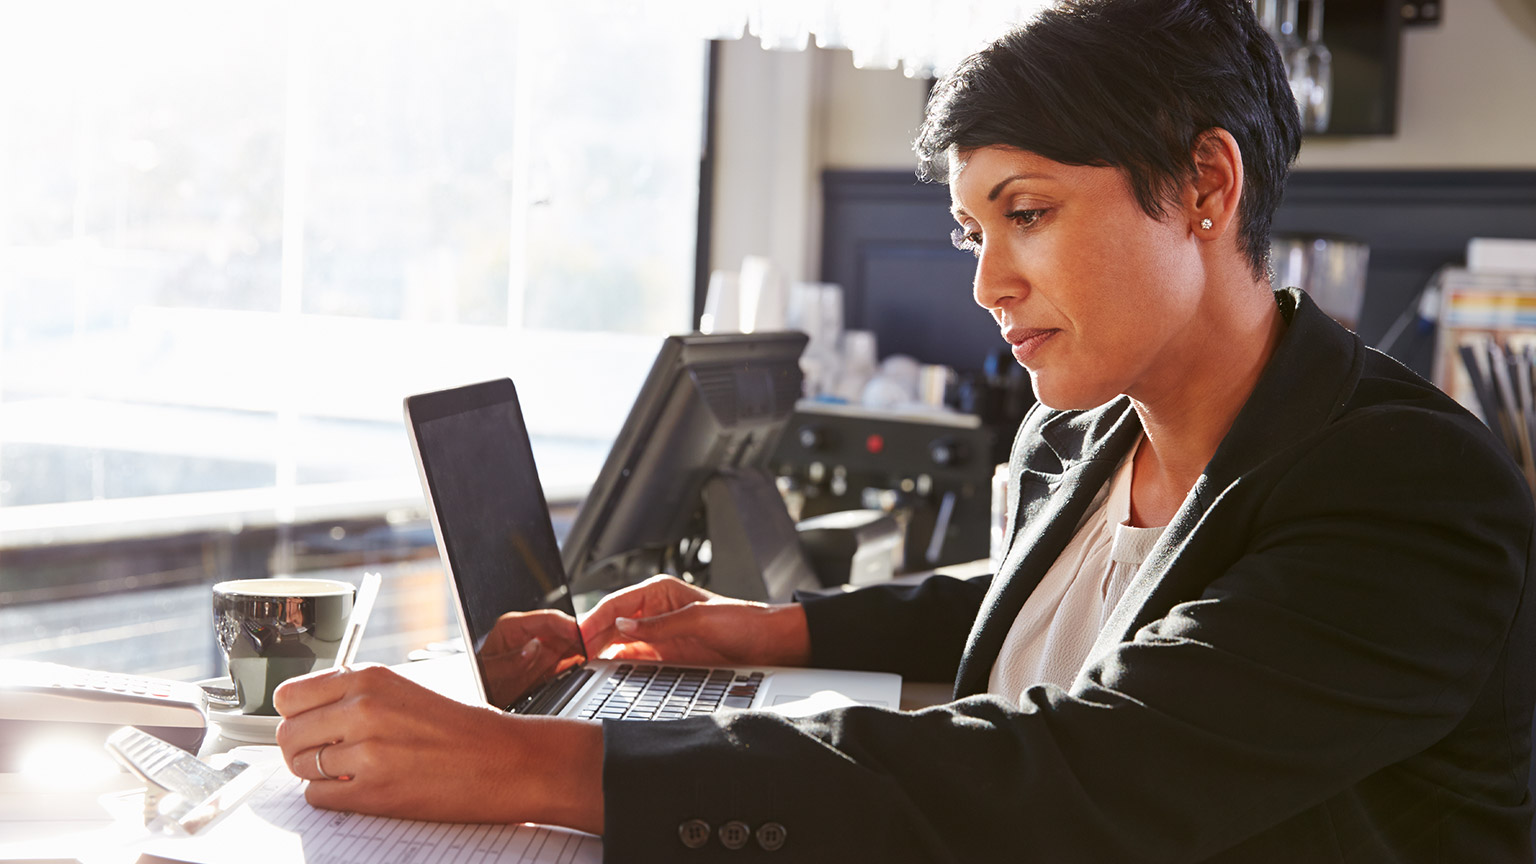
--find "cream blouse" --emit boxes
[987,438,1167,701]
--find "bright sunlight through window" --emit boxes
[0,1,707,545]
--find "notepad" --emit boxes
[139,749,601,864]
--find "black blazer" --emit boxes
[603,290,1536,863]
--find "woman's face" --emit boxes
[949,145,1206,411]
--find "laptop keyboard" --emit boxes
[575,664,764,721]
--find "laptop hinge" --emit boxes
[509,666,594,716]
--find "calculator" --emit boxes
[0,660,208,771]
[106,725,266,834]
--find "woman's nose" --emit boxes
[972,243,1020,312]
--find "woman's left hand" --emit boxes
[273,664,604,833]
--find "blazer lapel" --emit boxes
[1073,288,1366,685]
[954,401,1143,696]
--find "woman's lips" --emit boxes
[1006,328,1057,365]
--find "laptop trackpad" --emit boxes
[756,667,900,716]
[767,690,863,718]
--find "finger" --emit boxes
[579,592,642,653]
[274,665,400,761]
[601,640,663,661]
[303,772,361,813]
[291,741,354,783]
[272,664,355,717]
[579,581,652,637]
[613,603,704,645]
[578,615,620,658]
[275,686,363,763]
[580,575,696,649]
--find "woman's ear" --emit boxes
[1188,128,1244,239]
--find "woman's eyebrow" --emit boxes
[951,172,1057,219]
[988,173,1052,201]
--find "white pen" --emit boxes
[335,571,382,669]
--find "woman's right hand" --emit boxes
[578,575,811,667]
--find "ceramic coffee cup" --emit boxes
[211,578,356,715]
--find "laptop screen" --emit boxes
[407,379,587,710]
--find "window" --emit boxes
[0,2,709,676]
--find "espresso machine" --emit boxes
[772,402,996,573]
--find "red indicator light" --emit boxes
[866,434,885,454]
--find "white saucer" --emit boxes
[199,677,281,744]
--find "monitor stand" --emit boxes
[699,467,820,603]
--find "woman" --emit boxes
[275,0,1536,859]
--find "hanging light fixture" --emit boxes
[689,0,1056,77]
[692,0,1332,131]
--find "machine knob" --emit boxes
[797,424,827,450]
[929,437,965,467]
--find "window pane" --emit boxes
[1,0,706,678]
[518,8,703,335]
[0,1,706,544]
[302,3,518,324]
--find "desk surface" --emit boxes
[1,651,956,863]
[1,564,987,859]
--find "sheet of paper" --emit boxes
[139,750,602,864]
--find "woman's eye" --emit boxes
[950,211,1043,258]
[950,226,982,257]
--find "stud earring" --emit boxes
[1200,218,1213,230]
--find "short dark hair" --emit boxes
[915,0,1301,280]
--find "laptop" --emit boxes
[404,377,902,721]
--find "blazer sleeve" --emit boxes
[601,409,1535,862]
[794,572,992,682]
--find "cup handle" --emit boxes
[200,682,241,710]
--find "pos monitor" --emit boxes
[561,330,819,603]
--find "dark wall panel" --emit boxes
[1271,171,1536,375]
[859,245,999,372]
[821,172,995,372]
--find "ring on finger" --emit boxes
[315,743,338,781]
